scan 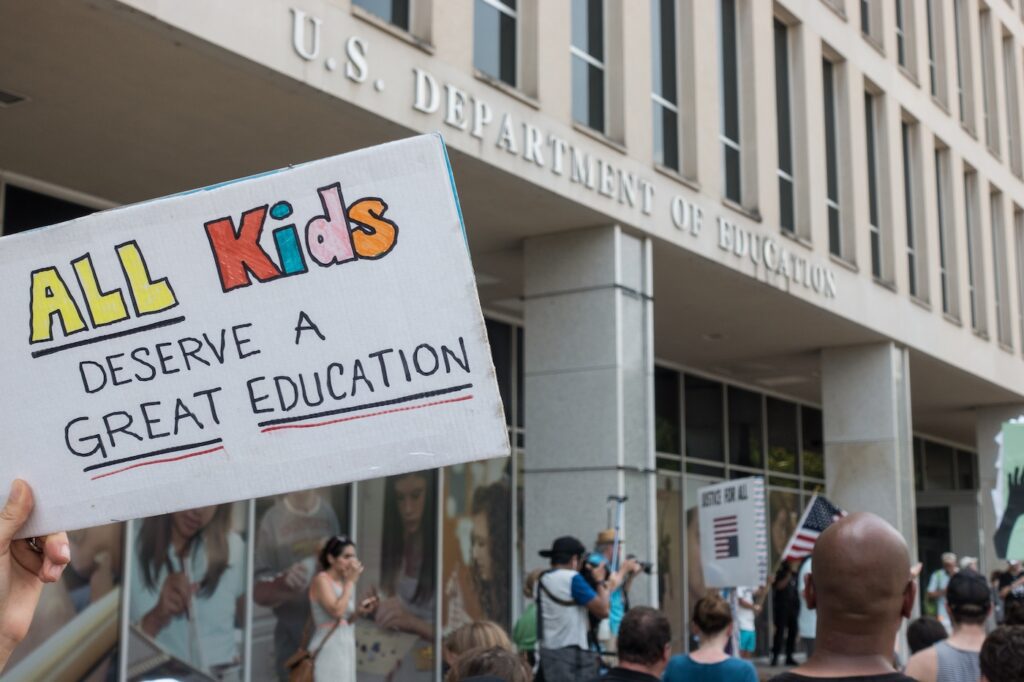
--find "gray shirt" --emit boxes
[934,640,980,682]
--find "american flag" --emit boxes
[713,514,739,559]
[781,495,845,561]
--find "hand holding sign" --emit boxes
[0,480,71,673]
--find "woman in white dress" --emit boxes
[308,535,378,682]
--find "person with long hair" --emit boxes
[130,504,246,675]
[664,594,758,682]
[372,470,438,680]
[469,482,510,628]
[442,620,516,672]
[307,535,377,682]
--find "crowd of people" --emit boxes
[2,478,1024,682]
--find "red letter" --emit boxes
[204,206,282,291]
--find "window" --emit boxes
[865,92,884,279]
[926,0,938,96]
[980,10,1000,152]
[964,170,987,332]
[991,192,1012,347]
[1015,209,1024,353]
[913,436,979,492]
[655,365,681,453]
[935,146,959,317]
[775,19,795,233]
[2,183,95,235]
[895,0,907,68]
[902,119,925,299]
[861,0,871,36]
[728,386,763,468]
[353,0,410,31]
[652,0,679,171]
[719,0,742,203]
[685,375,724,462]
[954,0,974,130]
[1003,33,1022,176]
[823,58,842,257]
[571,0,605,132]
[474,0,517,87]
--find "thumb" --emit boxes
[0,479,33,555]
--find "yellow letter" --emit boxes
[116,242,178,315]
[30,267,87,343]
[72,255,129,327]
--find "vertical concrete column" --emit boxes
[523,225,656,604]
[976,405,1024,574]
[821,343,917,552]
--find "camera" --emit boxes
[627,554,653,574]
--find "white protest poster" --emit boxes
[698,477,768,588]
[0,133,509,538]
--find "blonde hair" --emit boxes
[444,621,515,659]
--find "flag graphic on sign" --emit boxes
[713,514,739,559]
[781,495,846,561]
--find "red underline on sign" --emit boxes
[89,445,225,481]
[260,394,474,433]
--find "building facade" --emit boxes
[2,0,1023,678]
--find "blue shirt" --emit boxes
[663,655,758,682]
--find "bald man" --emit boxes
[769,512,916,682]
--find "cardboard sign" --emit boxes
[995,420,1024,560]
[697,477,768,588]
[0,134,509,538]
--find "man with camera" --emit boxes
[536,536,621,681]
[595,529,646,638]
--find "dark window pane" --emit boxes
[925,440,955,489]
[829,205,841,255]
[657,455,682,472]
[801,406,824,479]
[957,450,976,490]
[685,375,725,462]
[486,318,513,426]
[686,462,726,477]
[724,145,742,203]
[353,0,409,30]
[573,55,605,131]
[767,398,798,474]
[651,0,677,101]
[654,105,680,170]
[913,437,924,490]
[655,366,681,454]
[865,93,880,227]
[572,0,603,60]
[769,475,800,489]
[720,0,740,142]
[896,0,906,66]
[823,60,839,203]
[871,230,882,278]
[779,176,795,232]
[3,184,95,234]
[861,0,870,35]
[474,1,517,86]
[728,386,763,468]
[774,19,793,174]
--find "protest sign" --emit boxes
[995,419,1024,560]
[0,133,509,538]
[698,477,768,588]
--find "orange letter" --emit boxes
[348,198,398,259]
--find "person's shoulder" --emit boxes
[903,642,938,681]
[662,655,692,681]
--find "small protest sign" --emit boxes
[697,477,768,588]
[0,134,509,538]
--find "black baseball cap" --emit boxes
[539,536,586,558]
[948,570,991,616]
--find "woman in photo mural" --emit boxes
[306,535,378,682]
[130,504,246,678]
[365,470,439,681]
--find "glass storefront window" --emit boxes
[3,524,124,681]
[485,319,513,427]
[685,375,724,461]
[656,474,684,651]
[728,386,763,468]
[800,406,824,480]
[767,398,798,474]
[127,503,249,681]
[925,440,956,490]
[251,486,350,682]
[956,449,976,490]
[768,489,801,569]
[655,366,681,454]
[442,461,512,633]
[356,471,438,681]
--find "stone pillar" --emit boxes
[976,405,1024,575]
[821,343,917,549]
[523,225,657,604]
